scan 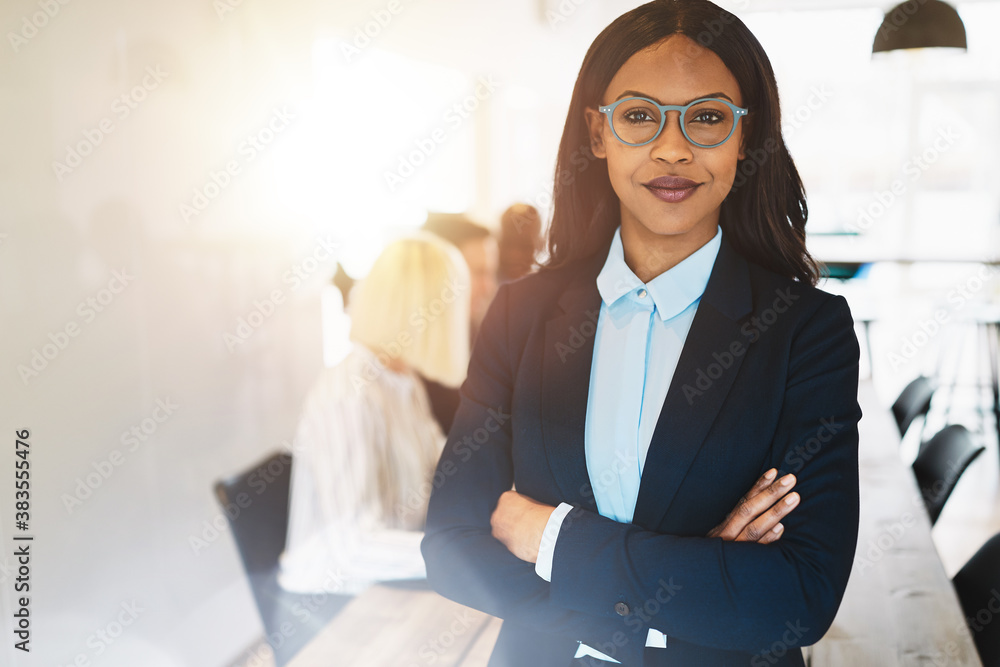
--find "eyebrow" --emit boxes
[613,90,735,105]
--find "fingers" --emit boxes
[735,473,795,522]
[743,468,779,503]
[739,490,800,543]
[756,522,784,545]
[709,469,779,539]
[714,472,797,541]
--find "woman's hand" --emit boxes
[490,490,556,564]
[492,468,798,563]
[706,468,799,544]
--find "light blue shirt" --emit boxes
[534,223,722,662]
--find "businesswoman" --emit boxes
[421,1,862,665]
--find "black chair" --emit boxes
[911,425,985,525]
[214,451,352,666]
[892,375,936,442]
[953,532,1000,666]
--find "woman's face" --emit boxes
[585,34,746,245]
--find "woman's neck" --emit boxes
[619,219,719,283]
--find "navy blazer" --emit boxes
[421,231,863,667]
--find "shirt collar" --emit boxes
[595,224,722,322]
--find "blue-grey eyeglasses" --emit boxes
[598,96,748,148]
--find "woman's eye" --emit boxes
[691,110,725,124]
[623,109,656,124]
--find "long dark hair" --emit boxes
[540,0,820,285]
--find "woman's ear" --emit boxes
[736,117,750,161]
[584,107,607,159]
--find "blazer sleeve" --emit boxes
[546,293,863,656]
[420,281,650,665]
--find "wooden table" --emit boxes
[805,381,981,666]
[289,381,980,666]
[286,582,502,667]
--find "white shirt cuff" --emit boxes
[574,629,667,662]
[646,627,667,648]
[534,502,573,582]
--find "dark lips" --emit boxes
[645,181,700,203]
[645,175,700,189]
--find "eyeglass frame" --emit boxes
[597,96,749,149]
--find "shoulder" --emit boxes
[743,257,854,331]
[738,258,860,379]
[498,260,584,303]
[303,343,396,405]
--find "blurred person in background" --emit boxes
[423,212,499,349]
[498,203,543,284]
[277,232,470,595]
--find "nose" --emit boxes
[648,110,693,163]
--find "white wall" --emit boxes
[0,0,616,664]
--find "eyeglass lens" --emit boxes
[611,99,737,147]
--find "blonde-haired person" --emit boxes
[278,232,470,595]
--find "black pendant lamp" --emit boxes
[872,0,968,53]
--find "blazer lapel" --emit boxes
[538,233,754,526]
[539,246,609,514]
[631,235,753,530]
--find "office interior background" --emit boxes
[1,0,999,665]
